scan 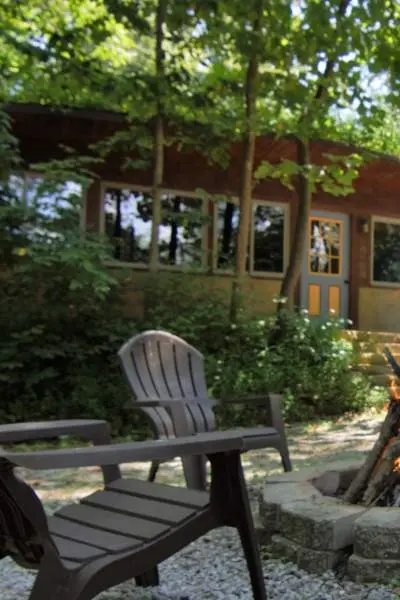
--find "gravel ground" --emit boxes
[1,527,399,600]
[2,409,399,600]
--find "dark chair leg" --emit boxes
[222,452,267,600]
[30,563,76,600]
[148,460,160,482]
[268,394,292,472]
[182,454,207,491]
[135,567,160,587]
[280,444,292,473]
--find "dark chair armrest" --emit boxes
[220,394,270,405]
[0,420,121,484]
[0,419,111,444]
[2,427,278,471]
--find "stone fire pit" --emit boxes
[259,459,400,583]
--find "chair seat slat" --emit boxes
[48,516,139,553]
[107,478,209,508]
[55,504,168,540]
[81,490,196,525]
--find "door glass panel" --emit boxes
[309,218,342,276]
[328,286,341,315]
[308,284,321,315]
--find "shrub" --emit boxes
[0,133,151,437]
[139,278,378,425]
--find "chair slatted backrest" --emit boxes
[0,459,48,568]
[118,331,216,437]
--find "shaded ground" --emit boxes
[17,408,385,510]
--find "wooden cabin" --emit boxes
[5,102,400,332]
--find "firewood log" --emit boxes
[344,396,400,504]
[362,438,400,506]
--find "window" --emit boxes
[214,199,239,270]
[1,173,83,241]
[104,188,152,263]
[372,218,400,285]
[1,173,82,215]
[159,192,205,267]
[251,203,286,275]
[103,186,206,267]
[309,217,342,275]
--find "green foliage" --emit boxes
[0,137,152,436]
[136,276,378,425]
[254,152,365,196]
[207,309,374,424]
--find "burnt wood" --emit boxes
[118,330,292,489]
[383,346,400,379]
[0,429,269,600]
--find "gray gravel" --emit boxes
[1,527,398,600]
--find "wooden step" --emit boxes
[342,330,400,389]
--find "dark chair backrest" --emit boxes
[118,330,216,437]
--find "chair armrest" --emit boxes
[0,419,112,444]
[220,395,270,405]
[1,428,275,471]
[0,420,121,484]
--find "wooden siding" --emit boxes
[6,103,400,330]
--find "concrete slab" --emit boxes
[279,498,367,551]
[265,459,364,485]
[259,481,321,531]
[354,507,400,559]
[269,534,347,574]
[348,554,400,584]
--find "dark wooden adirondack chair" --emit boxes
[118,330,292,490]
[0,427,271,600]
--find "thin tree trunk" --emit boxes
[220,201,234,267]
[278,139,310,310]
[231,0,264,320]
[149,0,167,272]
[168,197,180,263]
[114,189,122,260]
[276,0,351,311]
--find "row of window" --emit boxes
[102,186,287,275]
[2,173,400,285]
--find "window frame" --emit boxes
[370,215,400,288]
[100,181,209,271]
[249,199,289,279]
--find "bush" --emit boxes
[139,278,377,424]
[0,130,151,437]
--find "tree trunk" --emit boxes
[276,0,351,313]
[113,189,122,260]
[277,139,310,310]
[168,197,180,264]
[220,201,234,267]
[231,0,264,320]
[149,0,167,272]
